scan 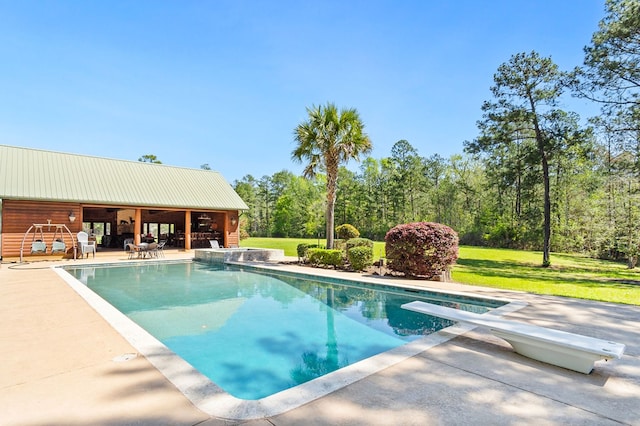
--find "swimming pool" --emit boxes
[57,260,519,419]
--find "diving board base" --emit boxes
[490,329,606,374]
[401,301,625,374]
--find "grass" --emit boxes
[453,246,640,305]
[242,237,640,305]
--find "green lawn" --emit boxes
[453,246,640,305]
[242,237,640,305]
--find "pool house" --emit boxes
[0,145,248,260]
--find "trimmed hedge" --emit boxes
[333,239,347,250]
[307,248,344,268]
[385,222,459,279]
[346,238,374,250]
[336,224,360,239]
[347,245,374,271]
[297,243,322,260]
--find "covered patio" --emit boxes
[81,206,236,250]
[0,145,248,260]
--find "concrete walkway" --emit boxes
[1,251,639,425]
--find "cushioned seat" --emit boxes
[51,239,66,254]
[30,240,47,254]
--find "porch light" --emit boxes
[68,212,76,223]
[230,216,237,226]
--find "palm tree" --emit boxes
[293,103,372,249]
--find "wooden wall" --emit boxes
[225,214,239,247]
[1,200,81,259]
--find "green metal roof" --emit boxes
[0,145,248,210]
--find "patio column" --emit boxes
[134,208,142,245]
[185,210,191,250]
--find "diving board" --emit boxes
[401,301,625,374]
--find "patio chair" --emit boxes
[209,239,220,249]
[123,238,134,250]
[146,242,158,258]
[77,231,96,258]
[126,243,140,259]
[156,240,166,258]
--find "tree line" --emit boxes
[235,0,638,266]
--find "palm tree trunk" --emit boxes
[325,160,339,249]
[326,191,336,249]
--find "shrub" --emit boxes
[346,238,374,251]
[239,228,250,240]
[385,222,459,279]
[333,238,347,250]
[307,248,344,268]
[307,248,324,265]
[336,224,360,240]
[239,216,250,240]
[347,245,374,271]
[297,243,321,261]
[297,243,309,260]
[323,249,345,267]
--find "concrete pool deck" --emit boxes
[1,250,639,425]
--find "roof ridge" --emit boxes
[0,144,220,173]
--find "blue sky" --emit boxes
[1,0,604,183]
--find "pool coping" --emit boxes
[53,261,527,420]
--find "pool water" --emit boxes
[66,261,504,400]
